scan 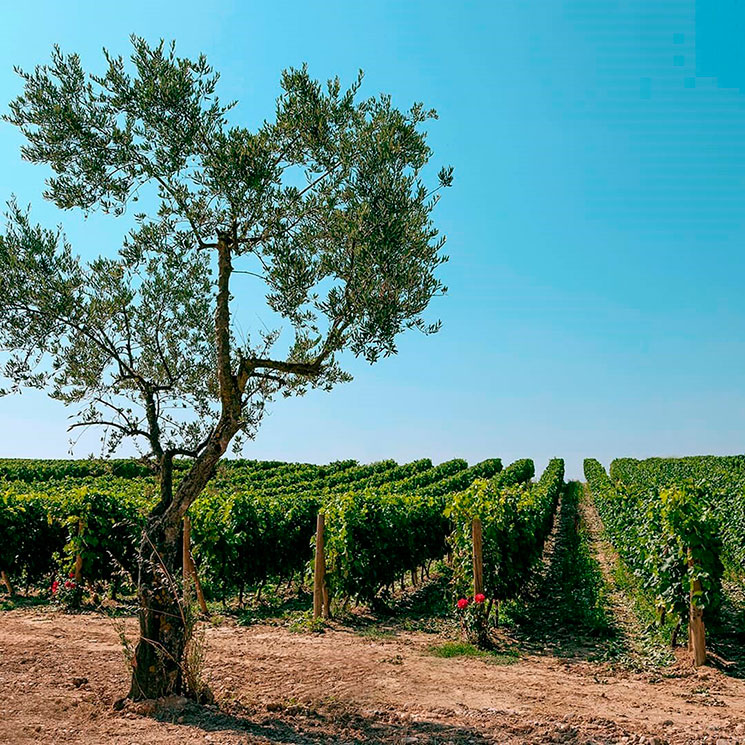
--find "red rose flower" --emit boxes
[457,598,469,610]
[64,580,74,589]
[51,580,59,594]
[69,571,75,579]
[474,593,486,604]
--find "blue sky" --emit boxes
[1,0,744,479]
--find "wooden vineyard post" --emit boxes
[471,516,489,647]
[191,556,208,616]
[688,548,706,666]
[182,515,208,616]
[1,570,13,597]
[182,514,192,603]
[74,519,84,583]
[472,517,483,597]
[313,513,328,619]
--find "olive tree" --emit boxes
[0,37,452,700]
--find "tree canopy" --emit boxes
[1,37,452,467]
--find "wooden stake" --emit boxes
[472,517,483,597]
[688,548,706,666]
[183,515,208,615]
[191,559,208,616]
[313,513,326,619]
[1,570,13,597]
[182,514,192,602]
[74,519,84,583]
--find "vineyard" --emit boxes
[585,456,745,667]
[3,453,745,744]
[1,9,743,741]
[0,455,529,609]
[3,453,744,661]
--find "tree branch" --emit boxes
[68,419,150,438]
[236,317,351,392]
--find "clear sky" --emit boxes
[1,0,744,479]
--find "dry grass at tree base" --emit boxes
[1,609,745,745]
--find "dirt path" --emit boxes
[1,608,745,744]
[507,482,617,658]
[577,482,651,663]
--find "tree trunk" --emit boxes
[128,504,186,699]
[128,429,237,700]
[128,236,245,700]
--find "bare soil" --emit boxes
[1,608,744,745]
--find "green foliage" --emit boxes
[1,479,149,589]
[0,456,497,604]
[610,456,745,574]
[427,641,517,662]
[390,458,469,493]
[0,491,64,585]
[53,485,148,583]
[0,458,157,481]
[584,458,725,630]
[491,458,534,488]
[190,489,319,601]
[320,458,502,604]
[417,458,502,497]
[447,458,563,602]
[323,489,450,603]
[1,37,453,466]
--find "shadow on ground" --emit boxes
[709,579,745,678]
[137,697,593,745]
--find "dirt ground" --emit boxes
[1,609,744,745]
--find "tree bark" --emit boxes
[128,455,187,700]
[128,518,185,699]
[128,419,240,699]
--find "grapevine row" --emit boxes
[584,458,724,643]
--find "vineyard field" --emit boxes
[2,454,745,745]
[0,455,543,608]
